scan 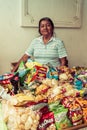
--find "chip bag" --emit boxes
[53,105,72,130]
[37,106,55,130]
[68,100,83,126]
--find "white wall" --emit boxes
[0,0,87,74]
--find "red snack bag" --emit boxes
[37,108,55,130]
[35,84,50,95]
[0,73,14,85]
[31,65,47,82]
[24,99,48,111]
[68,100,83,126]
[61,96,75,108]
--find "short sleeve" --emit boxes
[25,40,35,56]
[57,40,67,58]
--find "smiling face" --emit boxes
[39,18,54,37]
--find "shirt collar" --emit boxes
[38,36,56,43]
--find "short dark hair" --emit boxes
[38,17,54,35]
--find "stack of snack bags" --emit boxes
[0,60,87,130]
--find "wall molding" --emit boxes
[20,0,83,28]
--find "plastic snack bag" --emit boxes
[53,105,72,130]
[47,66,58,80]
[37,106,55,130]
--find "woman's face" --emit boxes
[39,20,53,37]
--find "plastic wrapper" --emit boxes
[25,59,42,69]
[0,73,14,86]
[0,85,11,100]
[37,106,55,130]
[68,100,83,126]
[25,65,47,85]
[10,72,19,94]
[51,105,72,129]
[61,96,75,109]
[1,99,40,130]
[47,66,58,80]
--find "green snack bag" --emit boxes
[19,68,30,86]
[53,105,72,130]
[49,101,60,111]
[17,61,25,71]
[17,61,31,85]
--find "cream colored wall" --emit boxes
[0,0,87,74]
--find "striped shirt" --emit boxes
[25,36,67,67]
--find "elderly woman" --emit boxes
[12,17,68,72]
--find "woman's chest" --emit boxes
[33,42,58,57]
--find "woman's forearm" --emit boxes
[59,57,68,67]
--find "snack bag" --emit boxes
[2,100,40,130]
[31,65,47,81]
[0,73,14,95]
[25,59,42,69]
[47,66,58,80]
[0,73,14,85]
[37,106,55,130]
[61,96,75,108]
[48,101,60,111]
[83,108,87,123]
[17,61,30,85]
[35,84,50,95]
[25,65,47,84]
[24,99,48,111]
[74,79,83,90]
[24,67,36,85]
[76,97,87,123]
[68,100,83,126]
[10,72,19,94]
[0,85,11,100]
[53,105,72,130]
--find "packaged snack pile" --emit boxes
[0,61,87,130]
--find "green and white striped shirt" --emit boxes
[25,36,67,67]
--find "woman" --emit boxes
[12,17,68,72]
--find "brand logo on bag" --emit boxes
[39,118,53,128]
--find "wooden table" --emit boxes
[64,123,87,130]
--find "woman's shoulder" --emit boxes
[30,37,40,46]
[31,36,41,42]
[53,37,63,44]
